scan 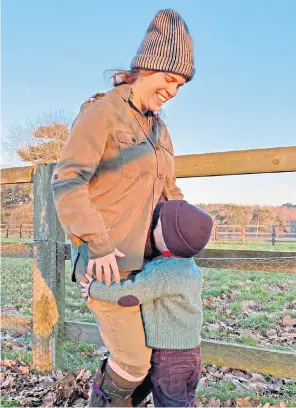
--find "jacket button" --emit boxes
[53,174,58,180]
[158,173,163,179]
[155,145,160,151]
[132,137,137,143]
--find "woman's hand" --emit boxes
[87,248,125,286]
[80,273,94,299]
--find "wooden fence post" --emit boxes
[213,225,217,243]
[32,164,65,371]
[241,226,246,245]
[271,225,276,246]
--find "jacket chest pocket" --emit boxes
[116,132,155,179]
[159,138,175,186]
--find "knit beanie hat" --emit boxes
[131,9,195,81]
[159,200,213,257]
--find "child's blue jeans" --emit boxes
[151,345,201,407]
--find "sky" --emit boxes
[1,0,296,205]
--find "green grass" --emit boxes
[0,237,33,243]
[206,240,296,252]
[201,267,296,350]
[63,340,100,372]
[0,399,21,407]
[197,379,296,407]
[0,349,33,365]
[2,255,296,350]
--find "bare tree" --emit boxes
[4,110,73,165]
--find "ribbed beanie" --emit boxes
[160,200,213,257]
[131,9,195,81]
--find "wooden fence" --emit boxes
[1,146,296,377]
[211,224,296,245]
[3,223,296,244]
[1,223,34,238]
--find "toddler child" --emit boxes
[81,200,213,407]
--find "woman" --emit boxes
[51,8,195,406]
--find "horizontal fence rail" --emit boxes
[2,315,296,378]
[1,223,34,238]
[1,242,295,273]
[1,146,296,184]
[2,223,296,242]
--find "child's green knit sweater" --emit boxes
[89,256,203,349]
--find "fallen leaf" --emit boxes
[42,391,57,406]
[231,370,248,380]
[199,377,209,387]
[266,329,277,336]
[76,369,86,382]
[55,374,77,399]
[16,357,27,366]
[73,398,86,407]
[242,300,257,309]
[228,290,239,301]
[231,379,252,393]
[1,359,16,368]
[221,367,231,373]
[22,397,41,406]
[203,296,216,308]
[253,397,260,407]
[1,375,15,388]
[279,332,296,340]
[236,397,253,407]
[207,366,217,374]
[268,334,279,340]
[18,365,30,374]
[207,323,220,331]
[249,373,266,384]
[209,397,221,407]
[3,342,13,350]
[282,315,296,326]
[0,372,5,385]
[82,370,92,382]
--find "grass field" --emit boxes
[1,256,295,351]
[1,246,296,406]
[206,241,296,252]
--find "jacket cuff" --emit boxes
[87,233,115,260]
[87,278,96,298]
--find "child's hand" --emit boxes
[80,273,94,300]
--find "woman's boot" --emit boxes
[89,359,144,407]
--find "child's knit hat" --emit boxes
[154,200,213,257]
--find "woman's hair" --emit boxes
[107,69,156,86]
[106,69,165,119]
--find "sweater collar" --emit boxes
[161,251,181,258]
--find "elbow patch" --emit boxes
[118,295,140,307]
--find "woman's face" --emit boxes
[133,72,186,113]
